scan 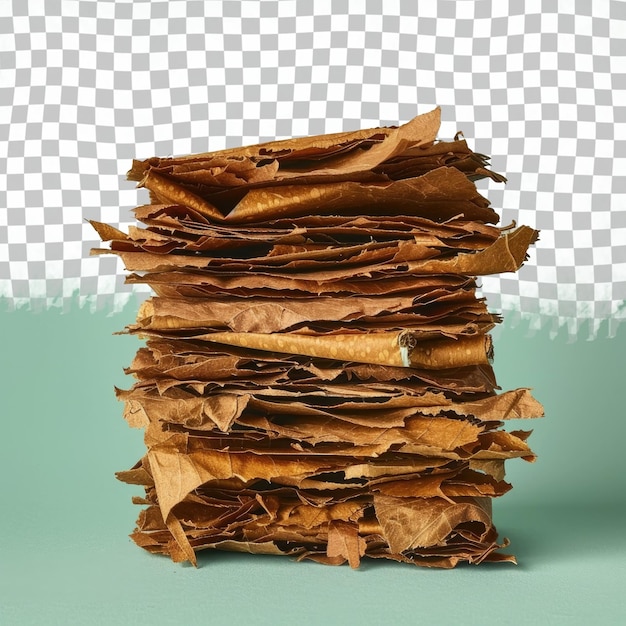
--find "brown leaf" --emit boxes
[128,107,441,184]
[225,168,496,223]
[373,495,492,553]
[418,388,544,421]
[128,291,490,336]
[139,170,224,221]
[195,330,492,371]
[93,226,537,280]
[327,520,366,569]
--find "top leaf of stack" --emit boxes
[126,107,506,224]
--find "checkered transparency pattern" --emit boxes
[1,0,625,337]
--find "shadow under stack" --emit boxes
[93,107,543,568]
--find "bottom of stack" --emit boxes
[117,349,540,568]
[123,466,512,569]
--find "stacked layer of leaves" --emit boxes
[94,107,543,568]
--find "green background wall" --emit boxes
[1,305,624,625]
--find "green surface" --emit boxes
[1,305,625,625]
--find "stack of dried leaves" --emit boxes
[92,106,543,568]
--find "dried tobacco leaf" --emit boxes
[99,107,542,568]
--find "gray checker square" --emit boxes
[1,0,625,336]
